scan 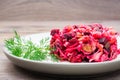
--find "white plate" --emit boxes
[3,32,120,75]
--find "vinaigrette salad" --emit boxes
[5,23,120,63]
[50,23,120,62]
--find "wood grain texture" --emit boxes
[1,21,120,80]
[0,0,120,21]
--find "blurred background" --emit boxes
[0,0,120,21]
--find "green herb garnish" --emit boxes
[5,31,58,62]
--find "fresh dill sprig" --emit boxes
[5,31,59,62]
[5,31,22,57]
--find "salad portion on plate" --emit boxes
[3,23,120,75]
[5,23,120,63]
[50,23,120,63]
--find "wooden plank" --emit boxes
[0,0,120,20]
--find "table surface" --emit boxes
[1,21,120,80]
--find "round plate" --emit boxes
[3,33,120,75]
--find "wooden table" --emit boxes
[1,21,120,80]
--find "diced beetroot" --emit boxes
[50,29,60,36]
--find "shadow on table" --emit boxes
[13,65,120,80]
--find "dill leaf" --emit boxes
[5,31,59,62]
